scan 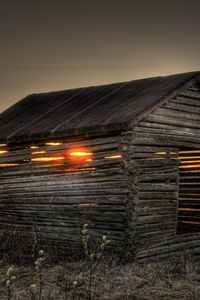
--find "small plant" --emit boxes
[59,270,83,300]
[31,249,46,300]
[29,283,37,300]
[4,265,16,300]
[59,224,111,299]
[81,223,111,300]
[63,273,70,300]
[82,223,111,263]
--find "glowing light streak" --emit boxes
[70,151,92,157]
[179,156,200,159]
[105,155,122,159]
[0,163,19,167]
[45,142,62,146]
[180,160,200,164]
[31,156,64,162]
[0,150,8,154]
[32,151,47,154]
[155,151,167,154]
[155,151,178,154]
[64,167,96,172]
[179,150,200,154]
[85,158,92,162]
[50,167,96,173]
[179,164,200,168]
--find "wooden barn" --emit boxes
[0,71,200,260]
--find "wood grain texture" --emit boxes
[132,82,200,259]
[0,133,132,254]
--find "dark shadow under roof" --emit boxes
[0,71,199,143]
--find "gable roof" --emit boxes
[0,71,199,143]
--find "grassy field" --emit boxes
[0,250,200,300]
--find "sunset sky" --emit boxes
[0,0,200,112]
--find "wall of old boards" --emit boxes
[130,83,200,259]
[0,132,135,254]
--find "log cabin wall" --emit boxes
[0,132,135,256]
[130,82,200,260]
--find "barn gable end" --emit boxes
[128,81,200,260]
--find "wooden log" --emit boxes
[179,91,200,99]
[145,114,200,131]
[136,235,200,259]
[134,137,200,148]
[153,107,200,122]
[134,131,200,145]
[133,145,178,153]
[138,207,176,216]
[136,229,175,239]
[130,152,177,159]
[164,101,200,114]
[138,199,177,208]
[138,172,178,182]
[135,221,175,233]
[0,180,128,191]
[0,213,126,229]
[0,225,125,242]
[129,158,178,168]
[138,183,176,191]
[171,97,200,107]
[0,170,125,185]
[138,121,200,136]
[186,87,200,92]
[137,214,177,225]
[0,195,128,205]
[138,191,178,200]
[0,211,126,224]
[135,124,200,140]
[0,167,123,183]
[0,187,129,196]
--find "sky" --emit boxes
[0,0,200,112]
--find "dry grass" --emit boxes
[0,251,200,300]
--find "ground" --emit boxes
[0,251,200,300]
